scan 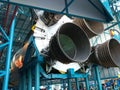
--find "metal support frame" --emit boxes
[61,0,73,13]
[0,17,16,90]
[115,13,120,29]
[0,1,118,90]
[85,76,90,90]
[67,79,72,90]
[94,65,102,90]
[17,36,90,90]
[111,3,120,29]
[19,67,32,90]
[61,79,66,90]
[35,62,40,90]
[46,82,51,90]
[75,78,80,90]
[0,26,9,41]
[0,0,113,22]
[93,66,97,89]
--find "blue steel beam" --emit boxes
[61,0,74,13]
[85,76,90,90]
[99,0,113,19]
[105,21,120,30]
[0,26,9,41]
[33,38,44,63]
[0,71,5,77]
[94,65,102,90]
[75,78,80,90]
[48,68,88,79]
[35,62,40,90]
[62,79,66,90]
[0,42,9,50]
[93,66,97,89]
[115,12,120,29]
[49,72,87,79]
[20,37,89,89]
[67,79,72,90]
[23,42,32,65]
[22,57,88,79]
[47,82,51,90]
[2,17,16,90]
[112,3,120,29]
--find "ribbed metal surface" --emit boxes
[73,18,104,38]
[89,39,120,67]
[49,23,91,63]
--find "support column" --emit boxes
[93,67,97,89]
[35,62,40,90]
[62,79,66,90]
[28,68,32,90]
[85,76,89,90]
[115,11,120,28]
[47,84,51,90]
[67,79,72,90]
[2,17,16,90]
[75,78,80,90]
[94,66,102,90]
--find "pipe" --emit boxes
[73,18,104,38]
[49,23,91,63]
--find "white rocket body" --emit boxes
[11,11,81,73]
[34,14,80,73]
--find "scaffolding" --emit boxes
[0,0,120,90]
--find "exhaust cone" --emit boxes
[89,39,120,67]
[73,18,104,38]
[49,23,91,63]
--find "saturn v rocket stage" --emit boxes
[9,10,120,87]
